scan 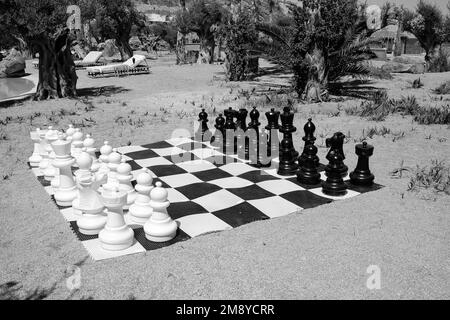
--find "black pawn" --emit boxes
[195,109,209,142]
[224,108,236,154]
[247,106,261,165]
[265,108,280,159]
[278,107,298,176]
[236,108,248,159]
[298,118,319,167]
[297,143,321,185]
[322,133,348,196]
[212,113,225,150]
[350,141,375,186]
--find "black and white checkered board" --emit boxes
[30,136,383,261]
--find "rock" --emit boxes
[0,48,26,78]
[381,61,425,74]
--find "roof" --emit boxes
[370,25,417,40]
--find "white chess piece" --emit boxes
[98,141,113,175]
[101,148,121,192]
[129,169,153,223]
[144,182,177,242]
[71,128,84,158]
[43,126,59,182]
[74,174,107,235]
[51,135,78,206]
[75,148,93,178]
[38,128,50,174]
[116,158,137,207]
[29,128,42,167]
[99,186,134,251]
[83,134,100,172]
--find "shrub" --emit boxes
[428,48,450,72]
[434,80,450,95]
[407,160,450,195]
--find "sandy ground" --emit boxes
[0,55,449,299]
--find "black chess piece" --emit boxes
[277,107,298,175]
[265,108,280,160]
[212,113,225,151]
[195,109,209,142]
[236,108,248,159]
[350,141,375,186]
[224,108,236,154]
[296,143,321,185]
[322,132,348,196]
[247,107,262,166]
[298,118,319,167]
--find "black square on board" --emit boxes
[212,202,270,228]
[286,177,323,190]
[141,141,173,149]
[126,160,142,171]
[191,168,233,182]
[69,221,99,241]
[238,170,280,183]
[175,182,222,200]
[125,149,159,160]
[167,201,209,219]
[346,181,384,194]
[134,227,191,251]
[227,184,275,201]
[149,164,188,177]
[280,190,332,209]
[163,152,199,164]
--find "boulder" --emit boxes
[0,49,26,78]
[381,61,425,74]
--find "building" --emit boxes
[370,24,424,55]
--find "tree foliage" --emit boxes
[217,7,258,81]
[289,0,373,99]
[78,0,144,60]
[404,0,446,61]
[175,0,227,63]
[0,0,77,99]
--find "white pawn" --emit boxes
[43,126,59,182]
[83,134,100,173]
[117,158,137,207]
[71,128,84,158]
[38,127,50,174]
[51,134,78,206]
[100,148,121,192]
[99,186,134,251]
[66,124,76,141]
[129,169,153,224]
[74,174,107,235]
[29,128,42,167]
[144,182,177,242]
[75,148,93,178]
[98,141,113,175]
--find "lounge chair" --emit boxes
[86,55,150,78]
[74,51,105,69]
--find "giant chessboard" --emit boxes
[30,136,383,261]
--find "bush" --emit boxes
[428,48,450,72]
[367,66,393,80]
[218,9,258,81]
[407,160,450,195]
[434,81,450,95]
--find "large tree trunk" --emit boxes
[33,29,78,100]
[116,35,133,61]
[176,32,188,65]
[197,38,214,64]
